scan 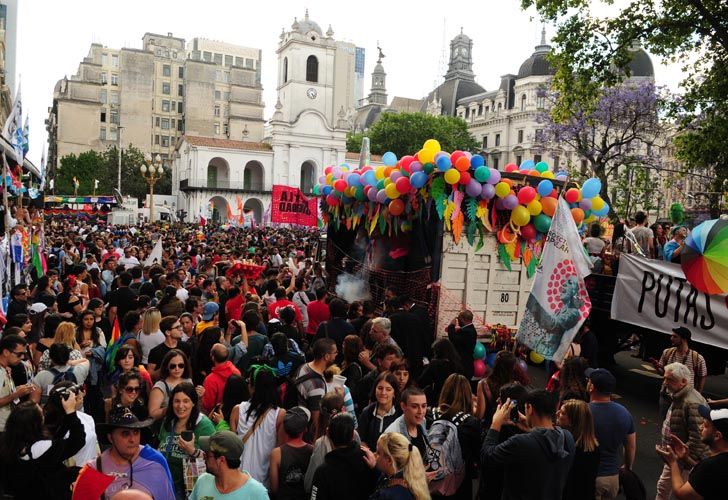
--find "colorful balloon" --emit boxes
[474,166,490,182]
[473,359,487,378]
[487,169,501,185]
[535,161,549,173]
[579,198,592,211]
[517,186,537,205]
[400,155,415,171]
[385,183,400,199]
[527,199,543,216]
[480,183,496,200]
[466,179,482,197]
[521,223,537,241]
[470,155,485,168]
[534,214,552,233]
[322,185,332,196]
[410,171,427,189]
[537,179,553,197]
[495,182,510,198]
[520,159,535,171]
[458,171,471,185]
[504,163,519,173]
[581,178,602,198]
[529,351,545,364]
[388,199,404,216]
[326,194,340,206]
[436,155,452,171]
[376,189,388,204]
[382,151,397,167]
[455,156,471,172]
[418,148,436,164]
[503,194,518,210]
[347,173,361,187]
[334,179,347,192]
[395,177,411,194]
[565,188,580,203]
[473,342,486,360]
[444,169,461,185]
[423,139,441,152]
[571,208,585,224]
[591,196,605,212]
[511,205,531,226]
[410,161,423,172]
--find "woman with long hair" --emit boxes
[76,310,107,353]
[557,399,600,500]
[138,307,164,364]
[430,374,481,500]
[304,391,348,491]
[158,382,215,499]
[363,432,431,500]
[76,309,107,422]
[557,357,589,405]
[37,321,86,371]
[56,275,84,320]
[358,372,402,450]
[148,349,193,421]
[109,370,149,422]
[341,334,365,394]
[86,297,112,339]
[418,338,462,407]
[476,350,516,426]
[208,374,248,431]
[230,364,285,488]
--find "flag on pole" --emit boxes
[236,195,244,225]
[516,198,593,363]
[105,317,122,371]
[94,179,99,190]
[144,238,163,266]
[226,202,234,222]
[22,115,29,157]
[199,206,206,226]
[31,244,44,279]
[39,147,47,190]
[2,84,23,164]
[73,176,80,188]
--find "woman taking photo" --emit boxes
[0,394,85,499]
[475,351,516,427]
[43,382,99,466]
[158,382,215,499]
[358,372,401,450]
[230,364,285,489]
[149,349,193,421]
[363,432,431,500]
[556,399,600,500]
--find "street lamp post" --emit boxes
[140,154,165,223]
[117,125,124,192]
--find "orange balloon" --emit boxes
[541,197,557,217]
[571,208,585,224]
[384,167,394,177]
[528,169,541,177]
[455,156,471,172]
[502,178,514,187]
[389,199,405,216]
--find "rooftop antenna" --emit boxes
[435,18,447,88]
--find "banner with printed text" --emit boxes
[516,198,593,362]
[270,185,318,227]
[611,254,728,350]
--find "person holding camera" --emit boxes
[0,390,85,499]
[33,343,89,404]
[44,381,99,466]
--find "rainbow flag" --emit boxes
[104,317,122,371]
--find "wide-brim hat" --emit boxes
[97,406,154,434]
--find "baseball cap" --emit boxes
[284,406,311,435]
[29,302,48,315]
[585,368,616,395]
[202,302,219,321]
[672,327,691,341]
[199,430,243,461]
[698,405,728,436]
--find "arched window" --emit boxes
[283,57,288,83]
[306,55,318,83]
[521,94,527,111]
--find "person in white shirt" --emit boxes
[33,344,90,402]
[118,247,141,270]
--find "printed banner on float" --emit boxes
[516,198,593,362]
[611,254,728,350]
[270,185,318,227]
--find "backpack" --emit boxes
[280,365,320,410]
[49,366,77,386]
[427,409,467,496]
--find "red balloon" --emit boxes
[413,152,419,162]
[504,163,518,172]
[324,166,333,175]
[549,189,558,198]
[450,150,465,164]
[455,156,471,172]
[458,171,472,185]
[326,194,340,206]
[395,177,411,194]
[400,155,415,172]
[334,179,347,192]
[521,223,537,241]
[388,199,405,216]
[517,186,537,204]
[565,188,580,203]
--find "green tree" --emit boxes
[520,0,728,217]
[102,145,172,202]
[55,150,104,195]
[350,112,479,157]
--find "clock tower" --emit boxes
[269,10,353,191]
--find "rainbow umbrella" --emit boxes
[681,219,728,294]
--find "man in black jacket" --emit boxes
[447,310,477,380]
[310,413,377,500]
[388,297,426,378]
[482,389,575,500]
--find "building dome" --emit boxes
[517,27,555,79]
[292,10,323,36]
[627,47,654,77]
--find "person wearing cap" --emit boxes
[656,327,708,422]
[586,368,636,500]
[191,430,269,499]
[656,362,709,499]
[83,406,175,499]
[269,406,314,499]
[656,406,728,500]
[195,301,220,335]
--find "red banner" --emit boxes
[271,185,318,226]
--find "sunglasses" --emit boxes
[12,350,26,358]
[123,386,141,394]
[169,363,185,370]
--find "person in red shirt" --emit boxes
[306,287,330,337]
[225,286,245,322]
[268,287,303,322]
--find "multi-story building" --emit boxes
[0,0,17,128]
[46,32,264,176]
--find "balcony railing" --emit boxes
[179,178,268,192]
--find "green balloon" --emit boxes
[535,161,549,173]
[474,166,490,182]
[354,187,366,201]
[424,162,435,174]
[313,185,320,195]
[377,179,386,190]
[534,214,552,233]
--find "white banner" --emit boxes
[144,239,163,267]
[517,198,593,362]
[611,254,728,349]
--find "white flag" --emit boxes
[94,179,99,189]
[144,238,163,266]
[516,197,593,362]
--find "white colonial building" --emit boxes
[172,11,358,223]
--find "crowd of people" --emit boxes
[0,217,724,500]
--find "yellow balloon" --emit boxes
[444,169,460,185]
[541,171,555,179]
[418,148,436,164]
[529,351,545,364]
[375,167,386,180]
[591,196,605,211]
[383,178,392,187]
[527,199,543,216]
[423,139,441,152]
[576,190,583,202]
[585,215,597,223]
[495,182,510,198]
[385,183,400,199]
[326,173,333,184]
[511,205,531,226]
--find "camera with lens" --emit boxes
[52,383,82,401]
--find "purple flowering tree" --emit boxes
[538,81,666,219]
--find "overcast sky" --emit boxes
[16,0,687,168]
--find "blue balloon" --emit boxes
[382,151,398,167]
[348,173,361,187]
[537,179,554,197]
[486,353,497,368]
[436,155,452,171]
[594,203,610,217]
[470,154,485,168]
[363,170,377,187]
[581,178,602,199]
[410,171,428,189]
[322,185,332,196]
[520,159,535,171]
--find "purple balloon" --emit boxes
[390,171,402,182]
[434,151,447,162]
[579,198,593,211]
[331,166,342,178]
[367,187,378,201]
[487,168,501,185]
[503,194,518,210]
[376,189,388,204]
[464,151,473,159]
[410,161,423,172]
[480,183,496,200]
[466,179,482,197]
[319,175,327,184]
